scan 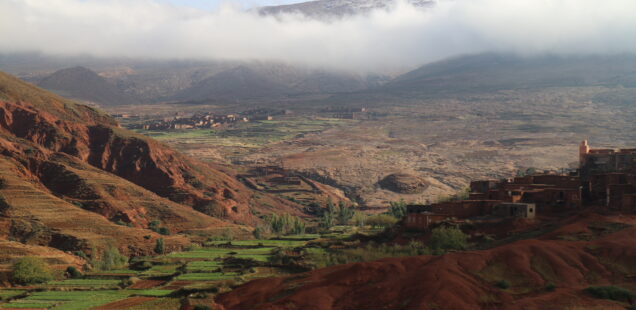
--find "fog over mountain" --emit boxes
[1,0,635,72]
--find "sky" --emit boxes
[1,0,636,73]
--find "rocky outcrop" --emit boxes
[378,173,429,194]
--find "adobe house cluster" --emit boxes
[405,141,636,231]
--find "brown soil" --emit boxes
[129,280,166,289]
[217,213,636,310]
[92,297,156,310]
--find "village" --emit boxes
[405,141,636,230]
[114,106,371,131]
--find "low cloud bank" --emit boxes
[1,0,635,72]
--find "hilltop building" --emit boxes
[579,140,636,210]
[406,141,636,231]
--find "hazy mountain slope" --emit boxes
[259,0,434,18]
[38,66,140,106]
[171,66,294,102]
[383,53,636,95]
[169,64,371,103]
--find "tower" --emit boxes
[579,140,590,166]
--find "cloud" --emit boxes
[1,0,635,72]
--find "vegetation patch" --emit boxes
[584,286,635,303]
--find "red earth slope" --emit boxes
[217,213,636,310]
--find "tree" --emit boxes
[253,225,266,239]
[12,257,53,285]
[429,226,468,251]
[267,213,306,236]
[93,247,128,271]
[155,238,165,254]
[388,199,407,219]
[337,202,355,225]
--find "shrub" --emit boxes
[365,214,398,228]
[584,286,635,303]
[12,257,53,285]
[66,266,83,278]
[495,280,510,289]
[194,305,212,310]
[429,226,468,251]
[158,227,171,236]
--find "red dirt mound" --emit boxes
[217,213,636,310]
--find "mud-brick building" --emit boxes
[470,174,582,212]
[580,140,636,211]
[404,205,452,230]
[492,203,536,219]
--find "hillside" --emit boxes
[0,71,306,260]
[217,212,636,309]
[38,66,140,106]
[382,53,636,95]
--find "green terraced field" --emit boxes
[206,239,308,247]
[3,290,130,310]
[0,290,26,301]
[129,289,174,297]
[167,247,274,259]
[185,260,223,272]
[140,264,180,276]
[176,272,240,281]
[45,279,122,288]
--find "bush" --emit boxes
[66,266,83,279]
[584,286,635,303]
[495,280,510,289]
[12,257,53,285]
[545,282,556,292]
[429,226,468,251]
[194,305,212,310]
